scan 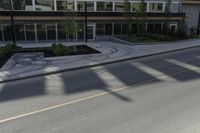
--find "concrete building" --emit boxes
[0,0,198,43]
[182,0,200,33]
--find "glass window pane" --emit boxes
[37,24,46,41]
[25,24,35,41]
[96,24,104,35]
[149,3,163,12]
[0,0,11,10]
[87,1,94,12]
[105,2,112,11]
[131,3,140,11]
[155,24,162,33]
[35,0,54,11]
[57,1,74,11]
[77,1,84,11]
[114,24,121,35]
[115,2,124,12]
[97,2,112,11]
[13,0,33,10]
[147,23,154,33]
[97,2,104,11]
[105,24,112,35]
[77,23,84,41]
[131,24,137,34]
[57,24,66,40]
[15,24,25,41]
[3,25,12,41]
[122,24,129,35]
[47,24,56,40]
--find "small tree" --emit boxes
[177,18,187,39]
[14,0,25,10]
[134,0,147,35]
[163,0,172,34]
[63,1,77,52]
[123,0,132,35]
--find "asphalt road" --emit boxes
[1,47,200,133]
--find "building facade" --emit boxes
[0,0,197,43]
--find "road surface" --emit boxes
[0,47,200,133]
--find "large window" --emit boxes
[77,1,84,11]
[2,25,12,41]
[115,2,125,12]
[154,23,162,33]
[105,24,112,35]
[114,24,122,35]
[15,24,25,41]
[0,0,11,10]
[96,24,112,36]
[131,24,137,34]
[46,24,56,40]
[25,24,35,41]
[131,3,140,11]
[57,1,74,11]
[86,1,94,12]
[122,24,129,35]
[97,2,112,11]
[13,0,33,10]
[37,24,47,41]
[147,23,154,33]
[35,0,54,11]
[147,23,162,33]
[77,1,94,12]
[96,24,104,35]
[57,24,66,40]
[77,23,84,41]
[149,3,163,12]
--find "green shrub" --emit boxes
[51,43,72,56]
[0,44,17,58]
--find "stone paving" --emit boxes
[1,39,200,82]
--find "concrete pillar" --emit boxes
[32,0,36,11]
[54,0,57,11]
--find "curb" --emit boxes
[1,44,200,83]
[112,37,200,46]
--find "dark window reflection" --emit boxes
[37,24,47,41]
[25,24,35,41]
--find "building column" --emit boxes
[24,24,27,41]
[54,0,57,11]
[55,23,58,42]
[34,23,38,43]
[1,25,4,42]
[146,2,150,12]
[112,23,114,36]
[32,0,36,11]
[113,2,115,12]
[94,0,97,12]
[163,2,166,12]
[74,0,77,11]
[45,25,48,41]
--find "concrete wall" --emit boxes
[182,4,200,32]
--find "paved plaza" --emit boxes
[1,39,200,82]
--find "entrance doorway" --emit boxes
[87,24,95,41]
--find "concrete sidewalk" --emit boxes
[1,39,200,83]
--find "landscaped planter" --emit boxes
[0,45,100,68]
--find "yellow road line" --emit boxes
[0,68,195,124]
[0,87,126,124]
